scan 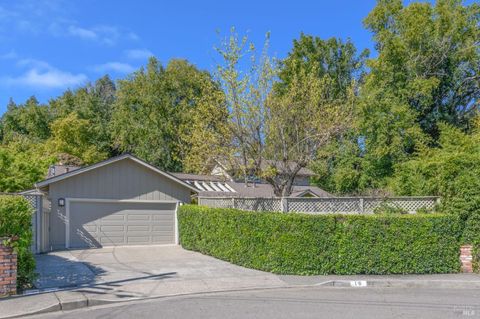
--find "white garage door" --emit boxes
[68,201,177,249]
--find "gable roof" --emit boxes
[35,154,198,192]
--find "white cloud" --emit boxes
[68,25,97,40]
[1,59,87,89]
[125,49,153,60]
[65,24,137,46]
[0,50,17,59]
[93,62,135,74]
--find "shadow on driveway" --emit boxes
[35,253,106,289]
[34,252,177,290]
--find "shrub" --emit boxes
[178,205,462,275]
[0,195,36,289]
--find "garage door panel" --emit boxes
[102,215,125,221]
[152,225,173,231]
[127,214,150,221]
[100,225,125,232]
[152,214,174,220]
[69,201,176,248]
[127,225,149,232]
[100,236,125,244]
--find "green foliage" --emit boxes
[276,34,368,98]
[46,112,108,165]
[179,205,461,275]
[110,58,218,171]
[389,123,480,241]
[0,196,36,289]
[0,97,51,143]
[49,75,117,154]
[0,138,55,192]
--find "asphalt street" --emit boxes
[29,286,480,319]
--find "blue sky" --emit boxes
[0,0,382,115]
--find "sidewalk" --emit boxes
[2,273,480,319]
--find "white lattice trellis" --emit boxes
[287,198,361,214]
[198,196,439,214]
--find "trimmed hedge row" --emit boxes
[0,195,36,289]
[178,205,462,275]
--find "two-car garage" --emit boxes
[67,200,177,249]
[35,154,196,252]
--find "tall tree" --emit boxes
[357,0,480,188]
[46,112,107,165]
[0,96,51,143]
[276,34,368,99]
[110,58,217,171]
[214,29,276,183]
[214,30,352,196]
[48,75,116,154]
[0,137,54,192]
[265,60,355,196]
[276,34,368,194]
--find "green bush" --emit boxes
[0,195,36,289]
[178,205,462,275]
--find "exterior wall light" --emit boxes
[58,198,65,207]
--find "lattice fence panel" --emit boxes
[288,198,361,214]
[235,198,282,212]
[198,197,234,208]
[363,197,438,213]
[22,195,41,212]
[199,196,439,214]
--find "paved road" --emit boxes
[30,286,480,319]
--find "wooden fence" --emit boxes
[198,196,440,214]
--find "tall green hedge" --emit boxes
[178,205,462,275]
[0,195,36,289]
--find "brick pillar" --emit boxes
[0,240,17,296]
[460,245,473,273]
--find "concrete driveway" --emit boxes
[34,246,286,299]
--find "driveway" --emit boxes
[34,246,286,299]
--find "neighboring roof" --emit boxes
[35,154,198,193]
[170,172,223,182]
[172,172,330,198]
[47,165,81,179]
[214,158,316,177]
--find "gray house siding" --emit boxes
[46,158,191,250]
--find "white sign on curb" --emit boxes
[350,280,367,287]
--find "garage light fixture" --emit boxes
[58,198,65,207]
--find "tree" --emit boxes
[214,30,352,196]
[46,112,107,165]
[178,80,231,174]
[0,96,51,143]
[0,137,54,192]
[265,61,355,196]
[357,0,480,188]
[110,58,218,171]
[275,34,369,194]
[276,34,368,99]
[214,29,276,183]
[389,120,480,242]
[48,75,116,155]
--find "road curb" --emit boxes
[3,279,480,318]
[316,280,480,289]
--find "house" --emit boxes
[34,154,197,251]
[32,154,329,252]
